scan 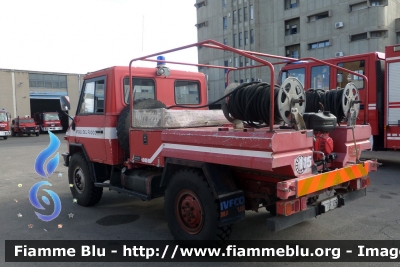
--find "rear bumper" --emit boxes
[0,131,11,136]
[267,188,366,232]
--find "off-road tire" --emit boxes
[35,132,39,137]
[117,99,166,155]
[68,152,103,206]
[28,133,31,137]
[11,130,15,137]
[3,136,7,140]
[164,168,232,241]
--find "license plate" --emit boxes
[321,197,338,212]
[51,124,55,127]
[30,130,34,132]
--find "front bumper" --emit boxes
[42,126,63,131]
[0,131,11,136]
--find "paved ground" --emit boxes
[1,133,400,267]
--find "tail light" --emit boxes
[349,177,370,190]
[276,197,307,216]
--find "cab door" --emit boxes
[70,76,107,163]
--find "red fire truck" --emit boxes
[60,40,378,241]
[0,109,11,140]
[279,44,400,150]
[33,112,63,133]
[11,116,40,137]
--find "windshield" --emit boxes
[18,119,34,123]
[280,68,305,86]
[0,113,7,122]
[43,113,60,120]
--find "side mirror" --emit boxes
[7,113,11,121]
[60,96,70,111]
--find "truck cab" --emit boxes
[33,112,63,133]
[11,117,39,137]
[0,110,11,140]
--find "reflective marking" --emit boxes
[163,143,273,158]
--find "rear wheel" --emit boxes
[68,152,103,206]
[164,168,232,241]
[35,132,39,137]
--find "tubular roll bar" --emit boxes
[128,40,369,133]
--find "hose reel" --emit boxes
[221,77,306,128]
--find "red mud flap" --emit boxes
[266,188,366,232]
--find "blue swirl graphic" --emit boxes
[29,181,62,222]
[34,131,60,178]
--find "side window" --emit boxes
[175,80,200,104]
[123,78,155,104]
[337,60,365,89]
[311,66,330,90]
[79,77,105,114]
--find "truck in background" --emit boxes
[32,112,63,133]
[11,116,39,137]
[0,109,11,140]
[279,44,400,150]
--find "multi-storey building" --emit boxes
[195,0,400,104]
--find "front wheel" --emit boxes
[164,168,232,241]
[36,132,39,137]
[68,152,103,206]
[3,136,7,140]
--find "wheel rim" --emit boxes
[175,189,204,235]
[73,167,86,194]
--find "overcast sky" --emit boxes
[0,0,198,74]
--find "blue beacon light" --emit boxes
[157,56,166,66]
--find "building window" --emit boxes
[233,10,237,24]
[223,17,228,29]
[239,56,243,67]
[223,38,228,45]
[370,30,387,38]
[349,1,367,11]
[234,57,238,67]
[195,1,207,9]
[397,32,400,44]
[224,60,228,73]
[29,73,67,88]
[196,21,208,29]
[285,18,300,36]
[244,31,248,45]
[245,58,249,66]
[222,0,226,8]
[244,6,248,21]
[250,5,254,20]
[239,32,243,46]
[233,34,237,47]
[286,44,300,59]
[238,8,242,23]
[250,29,254,44]
[285,0,298,9]
[309,40,330,49]
[350,32,368,41]
[307,11,330,22]
[370,0,386,6]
